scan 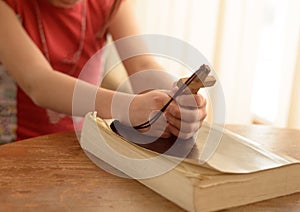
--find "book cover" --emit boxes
[80,112,300,211]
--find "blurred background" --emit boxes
[128,0,300,129]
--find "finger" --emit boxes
[138,124,171,138]
[159,128,172,138]
[175,94,206,108]
[166,104,207,123]
[138,112,171,138]
[167,123,198,140]
[141,128,172,138]
[167,115,202,133]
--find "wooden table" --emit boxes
[0,125,300,211]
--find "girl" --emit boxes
[0,0,207,143]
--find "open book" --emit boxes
[80,112,300,212]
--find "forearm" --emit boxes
[108,0,174,93]
[121,56,175,93]
[32,69,134,119]
[0,1,135,120]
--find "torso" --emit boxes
[1,0,115,142]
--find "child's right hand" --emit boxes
[119,90,172,138]
[117,89,207,139]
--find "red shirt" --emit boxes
[3,0,115,140]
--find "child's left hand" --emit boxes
[165,93,207,139]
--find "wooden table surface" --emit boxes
[0,125,300,212]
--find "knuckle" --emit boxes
[171,106,181,117]
[161,131,171,138]
[153,96,164,108]
[197,95,207,107]
[195,95,201,104]
[201,109,207,120]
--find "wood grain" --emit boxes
[0,125,299,211]
[177,75,216,94]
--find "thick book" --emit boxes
[79,112,300,212]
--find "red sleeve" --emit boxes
[3,0,25,23]
[3,0,18,12]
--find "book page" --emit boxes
[81,112,299,175]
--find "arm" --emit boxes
[0,1,115,119]
[0,1,205,139]
[108,0,174,92]
[107,0,208,139]
[0,1,173,136]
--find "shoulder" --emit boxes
[2,0,24,12]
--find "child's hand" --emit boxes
[165,93,207,139]
[123,89,207,139]
[127,90,172,138]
